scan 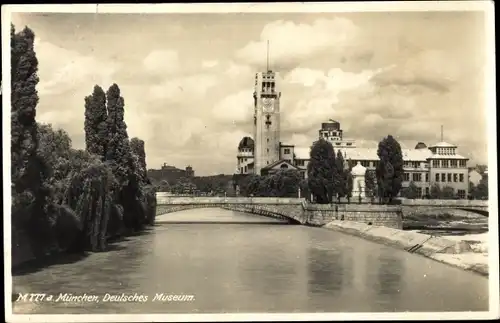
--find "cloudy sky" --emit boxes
[10,10,489,175]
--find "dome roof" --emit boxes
[415,142,427,149]
[351,161,366,176]
[238,136,254,150]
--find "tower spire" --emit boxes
[266,40,270,71]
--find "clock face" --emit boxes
[261,98,274,112]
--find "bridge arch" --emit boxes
[156,203,303,224]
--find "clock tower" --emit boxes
[253,70,281,175]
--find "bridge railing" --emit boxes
[398,198,489,208]
[156,196,305,205]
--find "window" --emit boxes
[425,173,429,182]
[267,138,269,142]
[447,173,452,182]
[244,166,247,173]
[280,164,288,169]
[417,187,422,198]
[459,160,467,167]
[347,143,352,146]
[441,173,446,182]
[404,173,410,181]
[450,160,457,168]
[266,148,269,153]
[435,173,440,182]
[442,160,449,168]
[412,173,422,182]
[459,174,464,182]
[284,148,290,154]
[425,187,430,196]
[296,160,305,166]
[453,173,458,182]
[336,143,341,146]
[361,161,370,167]
[458,189,466,199]
[432,160,440,168]
[373,161,380,168]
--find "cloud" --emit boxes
[225,61,253,79]
[212,89,254,125]
[236,18,361,69]
[202,60,219,69]
[149,73,218,101]
[280,66,384,134]
[34,39,119,96]
[372,49,460,93]
[142,49,180,75]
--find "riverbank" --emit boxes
[323,221,489,276]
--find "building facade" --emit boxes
[235,69,471,199]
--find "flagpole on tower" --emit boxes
[267,40,270,71]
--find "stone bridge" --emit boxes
[399,199,490,218]
[156,196,307,224]
[156,194,490,229]
[155,195,404,228]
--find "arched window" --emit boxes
[280,164,289,169]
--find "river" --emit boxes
[12,208,488,314]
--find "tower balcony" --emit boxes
[237,151,254,158]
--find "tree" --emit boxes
[376,135,404,203]
[268,170,302,197]
[365,169,377,198]
[130,137,147,183]
[441,186,455,200]
[36,123,72,204]
[307,139,336,204]
[158,180,171,192]
[429,184,442,199]
[335,150,347,202]
[346,172,353,203]
[84,85,108,159]
[172,177,197,195]
[299,178,310,200]
[11,24,56,256]
[401,181,420,199]
[105,84,133,186]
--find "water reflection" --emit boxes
[375,252,404,297]
[307,248,344,296]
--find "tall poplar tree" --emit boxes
[11,24,54,254]
[376,135,404,203]
[335,150,347,201]
[105,83,132,186]
[84,85,108,158]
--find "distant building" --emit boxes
[316,119,356,148]
[235,66,472,199]
[147,163,195,183]
[185,165,195,178]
